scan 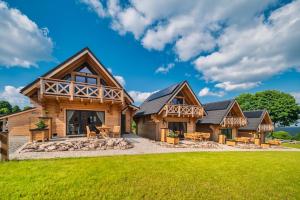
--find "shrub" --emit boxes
[168,130,178,138]
[35,120,48,130]
[272,131,292,140]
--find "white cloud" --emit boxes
[80,0,106,17]
[0,86,30,108]
[0,1,53,67]
[291,92,300,104]
[128,90,157,104]
[114,75,125,87]
[215,82,260,91]
[155,63,174,74]
[198,87,225,97]
[80,0,300,92]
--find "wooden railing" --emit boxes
[164,104,203,117]
[40,78,123,102]
[258,124,274,132]
[222,117,247,127]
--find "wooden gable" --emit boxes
[226,101,245,118]
[21,48,133,104]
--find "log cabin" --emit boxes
[134,81,206,140]
[0,47,137,138]
[238,110,274,143]
[196,99,248,142]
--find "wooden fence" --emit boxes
[0,132,9,161]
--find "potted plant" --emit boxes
[166,131,179,145]
[30,119,49,142]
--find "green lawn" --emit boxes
[1,152,300,200]
[282,143,300,149]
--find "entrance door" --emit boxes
[168,122,187,139]
[66,110,105,135]
[121,114,126,134]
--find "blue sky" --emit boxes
[0,0,299,107]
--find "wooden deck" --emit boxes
[40,78,124,102]
[222,117,247,127]
[163,104,203,117]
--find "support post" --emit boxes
[0,132,9,161]
[70,81,74,101]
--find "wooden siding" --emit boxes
[44,100,122,137]
[7,109,42,136]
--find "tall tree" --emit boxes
[0,101,12,114]
[236,90,300,126]
[12,105,21,113]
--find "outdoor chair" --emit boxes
[202,133,210,141]
[110,126,121,138]
[268,140,281,146]
[86,126,97,138]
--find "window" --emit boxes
[168,122,187,139]
[221,129,233,139]
[172,97,184,105]
[75,75,97,85]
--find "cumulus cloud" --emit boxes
[198,87,225,97]
[0,1,53,67]
[128,90,157,104]
[80,0,300,92]
[0,85,30,108]
[155,63,174,74]
[291,92,300,104]
[114,75,125,87]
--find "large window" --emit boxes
[168,122,187,139]
[66,110,105,135]
[221,128,233,139]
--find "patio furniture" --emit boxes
[226,140,236,146]
[261,143,270,148]
[218,134,226,144]
[268,140,281,146]
[184,133,196,140]
[202,133,210,141]
[236,137,250,144]
[160,128,169,142]
[97,126,111,137]
[86,126,97,138]
[110,126,121,138]
[254,138,261,146]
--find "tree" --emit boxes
[272,131,292,140]
[23,106,32,111]
[0,101,12,114]
[12,105,21,113]
[236,90,300,126]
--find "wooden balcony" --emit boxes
[258,124,274,132]
[163,104,204,117]
[222,117,247,127]
[40,78,124,102]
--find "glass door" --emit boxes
[168,122,187,139]
[66,110,105,135]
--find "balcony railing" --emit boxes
[258,124,274,132]
[163,104,204,117]
[222,117,247,127]
[40,78,123,102]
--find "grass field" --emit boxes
[1,152,300,200]
[282,143,300,149]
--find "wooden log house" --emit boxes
[134,81,206,140]
[0,47,137,138]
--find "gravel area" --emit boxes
[9,136,29,154]
[10,134,300,160]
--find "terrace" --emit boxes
[40,78,124,102]
[163,104,204,117]
[222,117,248,127]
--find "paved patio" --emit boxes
[10,134,300,160]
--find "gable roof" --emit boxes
[197,99,237,125]
[239,110,269,131]
[135,81,204,117]
[20,47,134,103]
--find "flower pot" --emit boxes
[30,129,49,142]
[160,128,169,142]
[218,134,226,144]
[254,138,261,146]
[166,137,179,145]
